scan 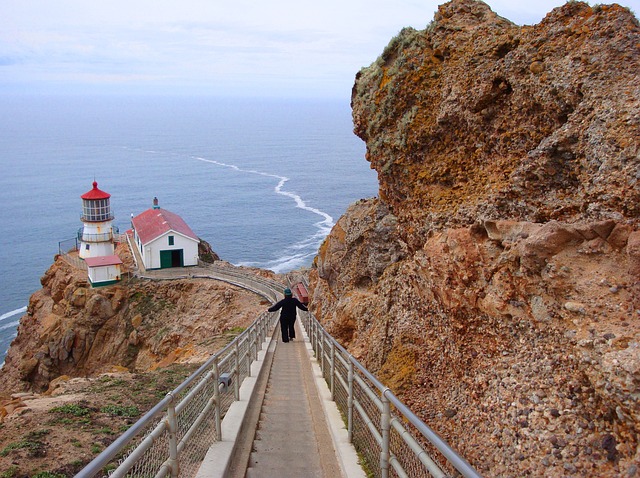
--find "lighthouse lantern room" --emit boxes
[79,181,115,259]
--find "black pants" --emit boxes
[280,316,296,342]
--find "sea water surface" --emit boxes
[0,95,379,363]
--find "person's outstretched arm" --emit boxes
[268,299,284,312]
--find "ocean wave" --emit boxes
[0,306,26,323]
[194,156,335,272]
[237,249,317,274]
[0,320,20,332]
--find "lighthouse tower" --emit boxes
[78,181,115,259]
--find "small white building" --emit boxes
[131,198,200,270]
[85,255,123,287]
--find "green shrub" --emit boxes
[49,403,90,417]
[100,405,141,418]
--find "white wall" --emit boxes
[88,264,121,285]
[142,231,199,269]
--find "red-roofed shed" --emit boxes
[85,254,123,287]
[131,201,200,270]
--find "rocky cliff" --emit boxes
[0,242,267,396]
[311,1,640,476]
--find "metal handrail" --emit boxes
[300,311,482,478]
[76,268,481,478]
[76,284,281,478]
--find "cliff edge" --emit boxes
[311,1,639,476]
[0,243,266,395]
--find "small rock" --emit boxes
[444,408,457,418]
[564,463,577,473]
[601,433,618,462]
[529,61,545,74]
[565,301,586,313]
[549,408,560,418]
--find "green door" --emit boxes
[160,250,173,268]
[160,250,184,268]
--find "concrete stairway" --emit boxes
[245,321,342,478]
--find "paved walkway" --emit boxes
[245,320,343,478]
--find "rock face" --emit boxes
[311,1,640,476]
[0,242,266,395]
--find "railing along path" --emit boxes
[77,269,481,478]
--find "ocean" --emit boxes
[0,94,379,364]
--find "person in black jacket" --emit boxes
[268,288,308,342]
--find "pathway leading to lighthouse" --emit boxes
[244,320,343,478]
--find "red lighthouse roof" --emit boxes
[81,181,111,200]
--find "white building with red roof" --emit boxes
[131,198,200,270]
[85,255,123,287]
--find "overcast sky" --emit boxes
[1,0,638,99]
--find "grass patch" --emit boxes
[0,466,18,478]
[0,429,50,458]
[225,326,246,335]
[96,427,115,435]
[49,403,90,417]
[0,430,50,458]
[100,405,141,418]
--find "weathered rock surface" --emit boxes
[311,1,640,476]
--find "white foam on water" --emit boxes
[195,156,334,272]
[0,306,26,323]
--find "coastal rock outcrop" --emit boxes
[311,1,640,476]
[0,242,266,395]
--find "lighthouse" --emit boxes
[78,181,115,259]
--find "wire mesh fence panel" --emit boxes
[237,338,250,381]
[177,405,218,478]
[58,237,78,254]
[113,417,170,477]
[389,421,433,478]
[352,401,381,478]
[397,418,457,478]
[333,356,350,424]
[169,376,217,477]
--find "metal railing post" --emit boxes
[234,342,240,400]
[167,398,179,478]
[252,328,258,360]
[245,335,252,378]
[330,342,335,401]
[320,334,325,375]
[313,320,318,357]
[212,359,222,441]
[348,360,354,443]
[381,389,391,478]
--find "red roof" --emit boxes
[85,255,123,267]
[132,208,199,245]
[81,181,111,200]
